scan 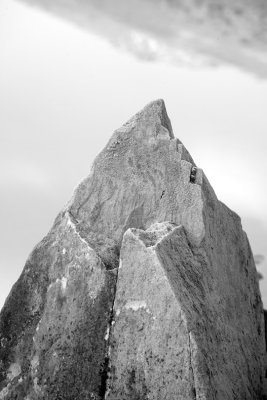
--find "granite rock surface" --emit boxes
[0,100,265,399]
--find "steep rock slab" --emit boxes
[155,221,264,399]
[106,223,196,400]
[0,212,117,400]
[0,99,265,399]
[108,222,265,399]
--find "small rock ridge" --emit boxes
[130,222,179,248]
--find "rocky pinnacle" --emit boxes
[0,100,265,399]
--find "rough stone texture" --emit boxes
[0,211,117,400]
[107,223,196,400]
[0,100,265,399]
[108,220,265,399]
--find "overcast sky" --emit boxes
[0,0,267,308]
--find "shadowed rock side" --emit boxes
[0,100,265,399]
[107,221,265,399]
[0,211,117,399]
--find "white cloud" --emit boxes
[18,0,267,77]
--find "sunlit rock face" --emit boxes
[0,100,265,399]
[20,0,267,77]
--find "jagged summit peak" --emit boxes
[0,101,264,400]
[105,99,174,151]
[66,98,205,266]
[134,99,174,138]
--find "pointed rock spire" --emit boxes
[0,101,265,400]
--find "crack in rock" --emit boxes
[189,331,197,400]
[100,265,119,400]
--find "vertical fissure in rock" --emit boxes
[188,331,197,400]
[99,262,120,399]
[67,210,79,224]
[190,166,197,184]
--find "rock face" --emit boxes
[0,100,265,399]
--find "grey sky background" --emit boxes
[0,0,267,309]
